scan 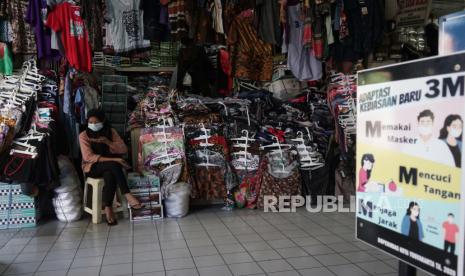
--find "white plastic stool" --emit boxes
[83,178,128,224]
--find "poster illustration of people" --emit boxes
[356,52,465,276]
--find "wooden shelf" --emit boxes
[115,66,176,73]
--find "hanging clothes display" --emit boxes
[7,0,37,55]
[330,0,384,63]
[80,0,104,51]
[283,1,322,81]
[46,2,92,72]
[227,9,273,82]
[104,0,150,53]
[167,0,188,40]
[255,0,281,46]
[25,0,61,60]
[210,0,224,35]
[140,0,169,41]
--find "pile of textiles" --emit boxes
[128,85,176,130]
[129,83,338,208]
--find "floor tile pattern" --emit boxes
[0,208,432,276]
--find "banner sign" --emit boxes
[397,0,432,27]
[356,52,465,276]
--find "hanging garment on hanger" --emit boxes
[167,0,188,39]
[140,0,169,41]
[227,11,273,81]
[8,0,37,54]
[46,2,93,72]
[210,0,224,35]
[26,0,61,60]
[80,0,104,51]
[104,0,150,53]
[255,0,281,46]
[283,3,322,81]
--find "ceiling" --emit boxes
[432,0,465,16]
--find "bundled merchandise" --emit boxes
[139,125,187,186]
[129,80,337,211]
[129,86,175,130]
[127,173,162,221]
[0,183,39,229]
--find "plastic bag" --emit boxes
[54,156,81,194]
[53,156,82,222]
[164,182,190,218]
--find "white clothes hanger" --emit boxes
[290,131,304,143]
[260,136,292,150]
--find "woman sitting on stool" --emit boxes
[79,109,141,225]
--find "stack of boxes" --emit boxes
[0,184,39,229]
[127,174,163,221]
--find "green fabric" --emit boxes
[0,43,13,75]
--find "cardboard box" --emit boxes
[132,192,161,206]
[0,184,39,229]
[129,205,163,221]
[127,173,160,192]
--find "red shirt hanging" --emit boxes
[46,2,92,72]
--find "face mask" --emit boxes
[450,128,462,138]
[418,126,433,136]
[88,122,104,132]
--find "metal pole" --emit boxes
[399,261,416,276]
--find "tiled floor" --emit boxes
[0,208,432,276]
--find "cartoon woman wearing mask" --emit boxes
[439,114,463,168]
[401,202,424,241]
[358,154,375,192]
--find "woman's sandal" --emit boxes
[106,217,118,226]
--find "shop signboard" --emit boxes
[397,0,432,27]
[439,10,465,55]
[356,52,465,276]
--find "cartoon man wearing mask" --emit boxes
[404,109,455,166]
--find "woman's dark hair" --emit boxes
[406,201,420,218]
[86,109,112,141]
[439,114,463,140]
[361,154,375,179]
